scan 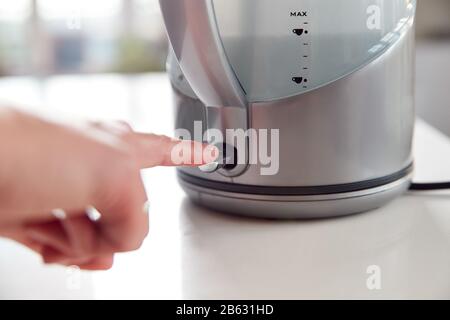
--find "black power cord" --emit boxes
[410,182,450,191]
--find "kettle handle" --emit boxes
[160,0,249,176]
[159,0,246,109]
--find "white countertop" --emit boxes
[0,73,449,300]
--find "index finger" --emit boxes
[130,133,219,168]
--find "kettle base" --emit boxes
[178,174,412,219]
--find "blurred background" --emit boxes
[0,0,167,76]
[414,0,450,136]
[0,0,448,131]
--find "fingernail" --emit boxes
[51,208,67,220]
[86,206,102,222]
[203,144,220,164]
[142,201,151,215]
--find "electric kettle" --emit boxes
[160,0,417,219]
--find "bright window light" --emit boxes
[38,0,122,20]
[135,0,160,15]
[0,0,31,22]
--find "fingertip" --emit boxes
[202,144,220,165]
[176,140,220,167]
[135,133,219,168]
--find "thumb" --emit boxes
[130,133,219,168]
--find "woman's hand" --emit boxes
[0,107,217,270]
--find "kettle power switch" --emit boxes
[199,162,220,173]
[198,144,238,173]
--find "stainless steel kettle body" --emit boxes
[161,0,417,218]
